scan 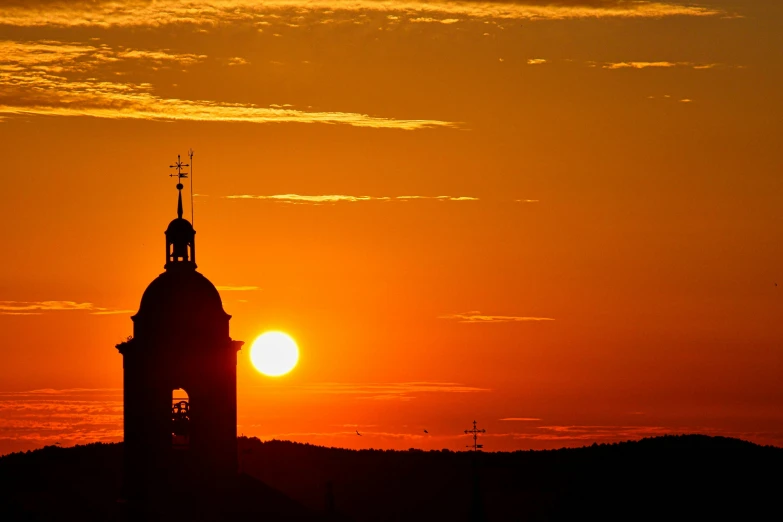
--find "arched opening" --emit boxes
[172,388,190,448]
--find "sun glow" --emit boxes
[250,332,299,377]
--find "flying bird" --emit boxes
[424,429,429,434]
[356,430,362,436]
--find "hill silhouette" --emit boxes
[1,435,780,521]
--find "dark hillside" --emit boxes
[238,434,782,521]
[1,435,780,521]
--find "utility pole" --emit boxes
[464,420,486,452]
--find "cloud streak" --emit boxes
[0,40,206,73]
[0,1,727,29]
[216,285,259,291]
[260,382,490,401]
[515,425,681,442]
[226,194,479,204]
[0,79,455,129]
[0,388,123,454]
[0,301,133,315]
[440,311,555,323]
[0,39,457,129]
[602,61,725,70]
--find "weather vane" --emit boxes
[169,154,189,190]
[169,152,195,222]
[464,420,486,452]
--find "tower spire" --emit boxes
[165,154,196,269]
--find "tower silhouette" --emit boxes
[116,162,244,512]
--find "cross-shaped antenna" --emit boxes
[464,420,486,452]
[169,154,189,189]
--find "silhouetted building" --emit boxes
[116,180,243,514]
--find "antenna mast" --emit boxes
[464,420,486,452]
[188,148,195,225]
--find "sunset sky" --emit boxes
[1,0,782,455]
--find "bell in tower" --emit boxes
[116,155,243,517]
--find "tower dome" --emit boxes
[136,268,228,326]
[131,175,228,341]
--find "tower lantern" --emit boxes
[116,155,243,514]
[166,154,196,267]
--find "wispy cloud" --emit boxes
[0,301,133,316]
[226,194,479,204]
[602,61,724,70]
[0,388,123,454]
[515,425,680,442]
[0,40,206,73]
[261,382,490,401]
[216,285,259,291]
[0,39,456,130]
[0,79,455,129]
[227,194,386,203]
[0,1,727,29]
[515,199,540,203]
[397,195,479,202]
[247,430,428,442]
[500,417,542,421]
[440,311,554,323]
[527,58,547,65]
[227,56,250,66]
[409,17,462,24]
[604,61,679,69]
[0,388,122,398]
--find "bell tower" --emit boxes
[116,155,243,513]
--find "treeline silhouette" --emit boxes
[0,435,780,521]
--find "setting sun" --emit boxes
[250,332,299,377]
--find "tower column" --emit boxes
[116,155,243,515]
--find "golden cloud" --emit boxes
[0,300,132,315]
[0,1,727,29]
[0,85,455,129]
[602,61,724,70]
[0,39,457,129]
[0,40,206,73]
[226,194,479,203]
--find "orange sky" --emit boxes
[1,0,782,455]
